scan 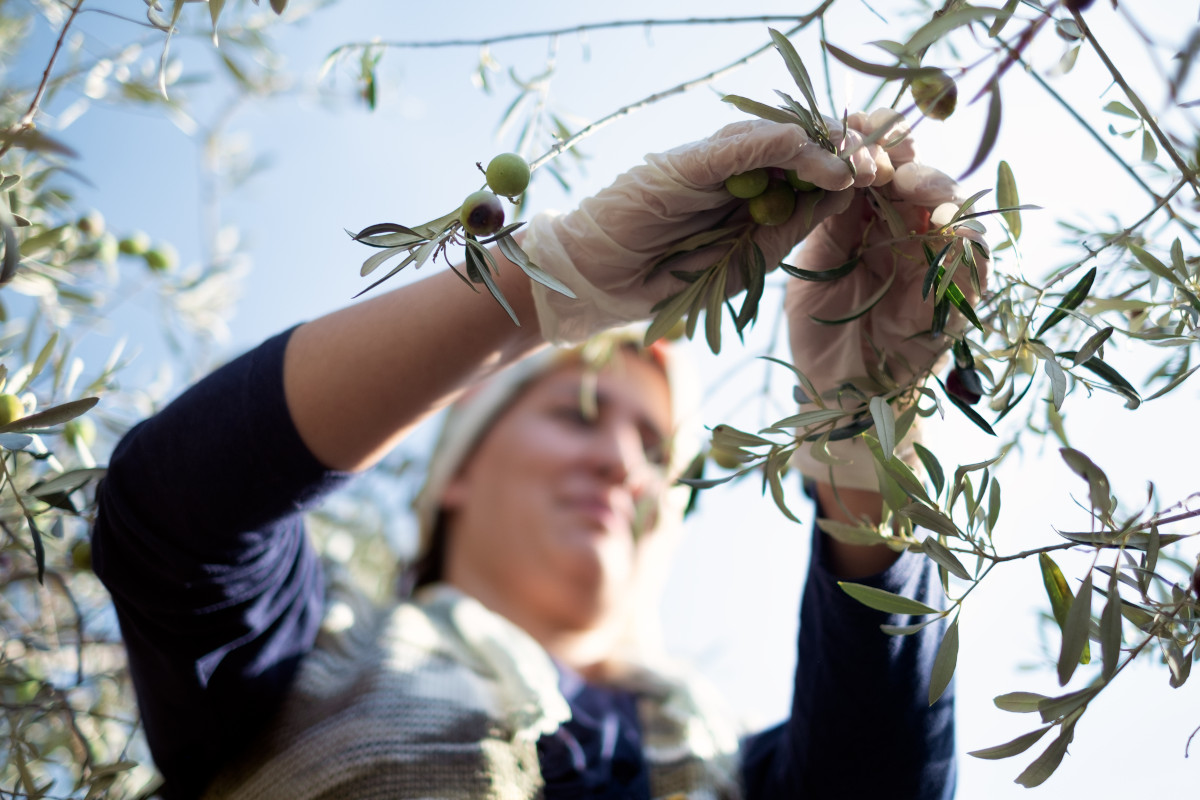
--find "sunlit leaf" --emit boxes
[996,161,1021,240]
[869,396,895,458]
[904,6,1001,52]
[823,42,944,80]
[1060,352,1141,409]
[968,725,1052,760]
[768,29,824,128]
[962,84,1001,179]
[929,617,959,704]
[1141,129,1158,162]
[1099,567,1123,681]
[721,94,801,127]
[919,533,972,580]
[1057,573,1093,685]
[837,581,940,615]
[1014,725,1074,788]
[1034,266,1095,337]
[994,691,1048,713]
[912,442,945,498]
[816,518,884,547]
[1072,327,1113,366]
[0,397,98,432]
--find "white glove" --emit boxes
[786,113,990,491]
[526,119,881,344]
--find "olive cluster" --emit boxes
[458,153,531,237]
[723,167,819,226]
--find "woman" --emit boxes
[92,113,964,799]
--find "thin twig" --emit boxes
[326,15,821,56]
[1073,8,1200,200]
[0,0,86,160]
[528,1,838,172]
[1045,175,1190,288]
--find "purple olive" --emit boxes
[459,191,505,236]
[945,365,984,405]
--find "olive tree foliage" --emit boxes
[335,0,1200,790]
[0,0,333,796]
[0,0,1197,796]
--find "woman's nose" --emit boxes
[589,422,647,486]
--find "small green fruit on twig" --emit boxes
[709,446,743,470]
[76,211,105,237]
[70,539,92,571]
[0,393,24,426]
[724,168,770,199]
[459,191,505,236]
[118,231,151,256]
[748,180,796,226]
[144,243,178,272]
[485,153,531,198]
[786,170,818,192]
[64,417,96,449]
[911,71,958,121]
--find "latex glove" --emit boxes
[846,108,920,186]
[526,119,881,344]
[785,159,990,491]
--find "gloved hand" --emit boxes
[525,118,881,344]
[785,116,990,491]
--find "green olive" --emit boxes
[459,190,505,236]
[64,417,96,448]
[0,393,24,427]
[76,211,105,237]
[748,181,797,226]
[144,243,178,272]
[709,446,743,470]
[911,71,958,121]
[70,539,92,571]
[485,153,531,198]
[785,170,818,192]
[118,231,151,256]
[724,168,769,199]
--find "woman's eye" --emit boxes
[553,406,593,426]
[642,437,669,467]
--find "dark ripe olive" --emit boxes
[945,365,984,405]
[459,191,505,236]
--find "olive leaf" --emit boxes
[837,582,940,615]
[993,692,1048,713]
[997,160,1021,239]
[968,726,1053,760]
[1057,573,1093,685]
[929,616,959,704]
[1035,266,1095,337]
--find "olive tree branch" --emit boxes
[0,0,85,160]
[528,1,838,173]
[1045,174,1191,288]
[1073,8,1200,200]
[325,14,826,55]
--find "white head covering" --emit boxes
[410,330,701,664]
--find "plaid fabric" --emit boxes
[205,585,741,800]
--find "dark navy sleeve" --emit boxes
[740,522,956,799]
[91,328,353,800]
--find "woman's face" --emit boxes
[439,350,673,650]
